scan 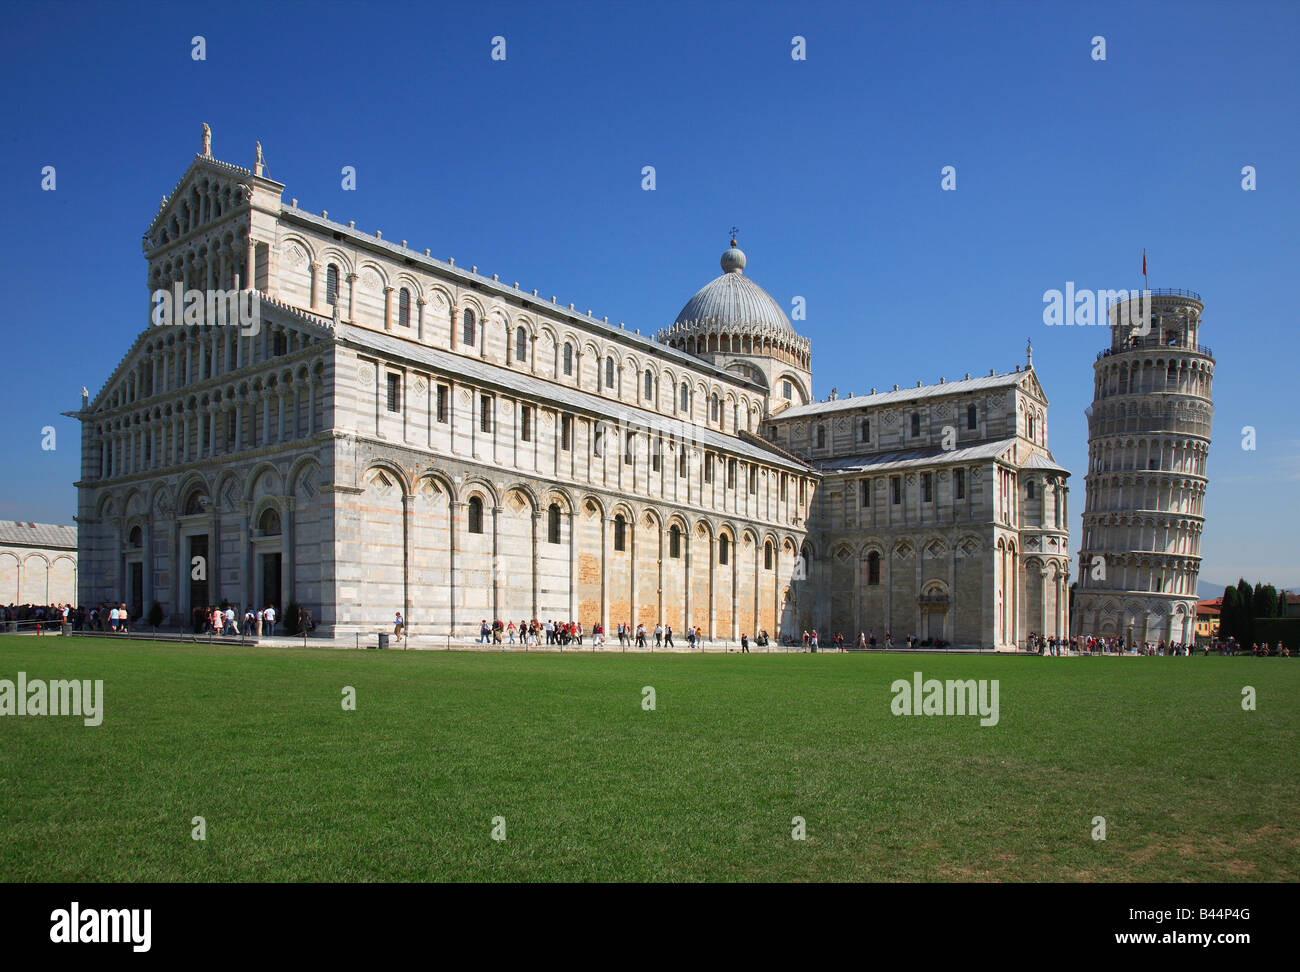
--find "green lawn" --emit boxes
[1,637,1296,882]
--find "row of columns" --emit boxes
[389,494,787,638]
[99,378,318,478]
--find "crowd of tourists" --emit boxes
[466,618,780,650]
[0,600,315,638]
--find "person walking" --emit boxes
[664,624,674,648]
[654,623,663,647]
[394,611,405,644]
[264,604,277,637]
[741,632,750,653]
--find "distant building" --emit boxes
[0,521,78,605]
[1195,597,1221,639]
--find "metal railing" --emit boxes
[1098,343,1213,360]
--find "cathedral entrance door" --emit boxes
[260,553,282,613]
[188,535,209,616]
[926,608,946,642]
[128,562,143,620]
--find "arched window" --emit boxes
[547,503,561,544]
[860,418,870,442]
[1028,414,1036,439]
[764,540,773,570]
[680,382,689,412]
[867,551,881,585]
[816,426,826,449]
[711,393,720,422]
[644,369,653,401]
[515,326,528,363]
[259,508,281,535]
[605,357,615,389]
[467,496,484,534]
[1026,480,1035,500]
[669,524,681,559]
[398,288,410,327]
[182,489,207,515]
[128,526,143,548]
[563,342,573,376]
[966,404,977,430]
[719,534,730,565]
[911,412,921,437]
[613,513,626,552]
[463,309,476,347]
[326,264,339,305]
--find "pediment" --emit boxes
[1019,368,1047,403]
[143,156,254,254]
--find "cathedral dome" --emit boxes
[671,242,796,338]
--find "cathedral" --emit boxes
[75,130,1071,647]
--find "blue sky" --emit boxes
[1,0,1296,591]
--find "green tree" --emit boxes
[1256,584,1278,621]
[1280,590,1291,618]
[1237,579,1254,643]
[1221,586,1239,642]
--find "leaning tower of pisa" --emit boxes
[1073,289,1214,645]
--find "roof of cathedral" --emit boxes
[280,207,767,392]
[671,242,798,339]
[348,327,812,473]
[0,521,77,549]
[815,437,1068,476]
[815,438,1021,474]
[775,369,1036,419]
[1022,451,1070,474]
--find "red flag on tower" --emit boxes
[1142,249,1147,277]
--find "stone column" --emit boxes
[383,287,394,332]
[416,296,426,343]
[707,533,716,639]
[683,530,693,634]
[629,517,638,631]
[531,511,541,621]
[400,493,413,635]
[730,540,739,641]
[491,505,501,622]
[309,262,321,310]
[600,513,609,636]
[346,273,357,322]
[237,503,251,613]
[142,519,153,614]
[567,510,577,622]
[657,526,666,628]
[448,502,460,636]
